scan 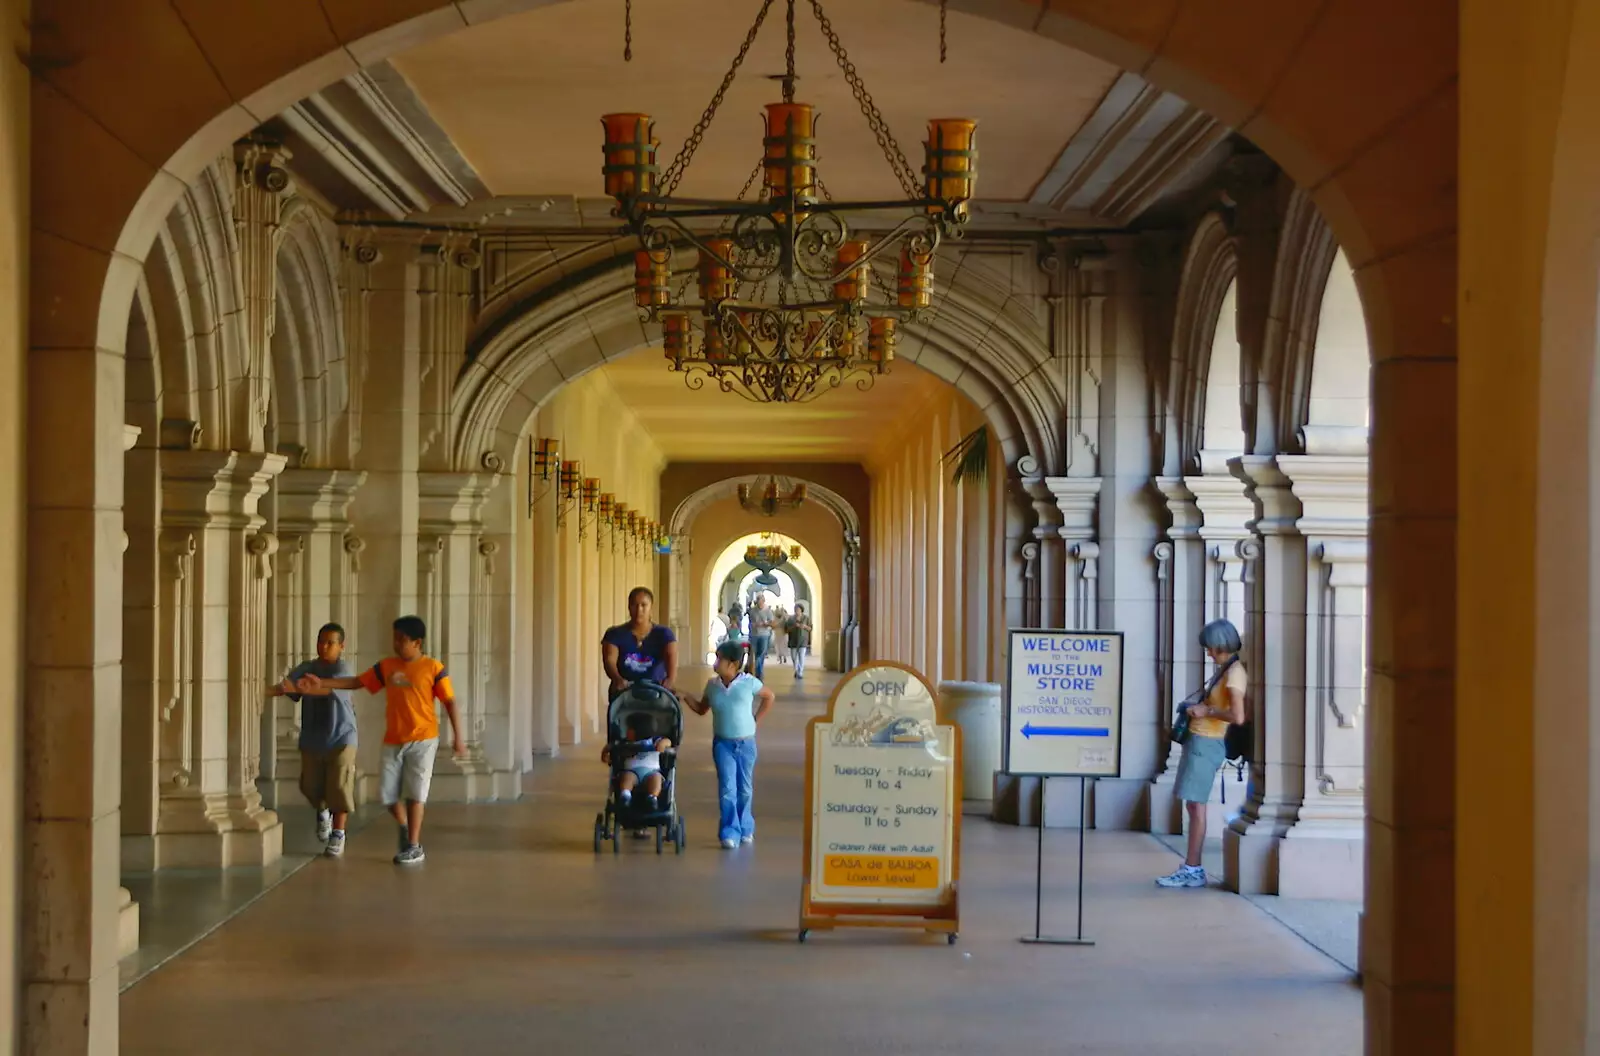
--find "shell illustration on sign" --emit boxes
[829,705,937,748]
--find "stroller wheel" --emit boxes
[674,817,685,854]
[593,813,604,854]
[655,825,664,855]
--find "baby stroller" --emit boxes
[593,681,687,855]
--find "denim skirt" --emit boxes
[1173,735,1226,803]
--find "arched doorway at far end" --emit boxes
[702,532,825,665]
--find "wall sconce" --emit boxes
[579,478,600,540]
[556,460,580,527]
[613,502,630,554]
[526,436,561,520]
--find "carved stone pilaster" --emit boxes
[417,239,481,469]
[1046,476,1102,631]
[234,140,293,450]
[146,450,286,869]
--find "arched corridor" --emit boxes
[7,0,1600,1053]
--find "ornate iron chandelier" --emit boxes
[738,475,807,516]
[746,536,803,588]
[601,0,977,403]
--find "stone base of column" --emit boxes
[991,773,1091,828]
[125,796,284,870]
[1278,827,1365,899]
[1089,778,1146,829]
[1223,814,1290,894]
[27,971,119,1053]
[118,886,140,959]
[1148,763,1250,838]
[427,754,516,802]
[490,769,523,800]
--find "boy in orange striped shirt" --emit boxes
[299,615,467,865]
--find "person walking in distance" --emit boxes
[267,623,357,857]
[784,602,812,680]
[747,593,777,679]
[297,615,467,865]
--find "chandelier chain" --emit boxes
[806,0,922,200]
[660,0,778,197]
[623,0,632,61]
[784,0,797,101]
[940,0,947,64]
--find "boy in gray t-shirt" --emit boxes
[268,623,357,857]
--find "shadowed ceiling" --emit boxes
[389,0,1121,201]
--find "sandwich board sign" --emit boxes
[800,661,962,943]
[1005,630,1125,778]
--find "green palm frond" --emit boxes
[942,425,989,487]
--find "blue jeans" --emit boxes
[750,634,772,677]
[712,737,758,842]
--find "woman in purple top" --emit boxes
[601,586,679,696]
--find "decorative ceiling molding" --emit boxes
[1030,71,1232,226]
[267,62,489,220]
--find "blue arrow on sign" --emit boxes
[1022,723,1110,739]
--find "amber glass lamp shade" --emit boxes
[662,312,690,364]
[698,238,736,303]
[762,102,817,202]
[634,250,670,308]
[704,326,728,364]
[559,460,580,500]
[869,317,897,364]
[897,247,934,309]
[581,478,600,511]
[599,493,614,519]
[613,502,630,528]
[601,113,658,200]
[924,118,978,211]
[534,437,559,480]
[834,240,871,303]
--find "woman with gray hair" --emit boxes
[1157,618,1248,889]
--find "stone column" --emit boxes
[1224,455,1309,894]
[841,533,862,669]
[117,425,142,957]
[1276,453,1369,899]
[1148,477,1206,833]
[347,241,421,792]
[147,450,286,868]
[265,469,365,807]
[416,471,507,801]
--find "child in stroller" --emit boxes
[594,681,688,855]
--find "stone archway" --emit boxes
[667,474,863,671]
[20,1,1458,1051]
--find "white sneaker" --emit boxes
[740,835,754,844]
[720,838,739,849]
[315,810,332,842]
[1155,865,1207,888]
[324,831,345,857]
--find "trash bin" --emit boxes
[939,681,1002,806]
[823,630,842,672]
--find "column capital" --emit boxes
[418,471,499,530]
[1229,454,1303,535]
[277,468,367,531]
[1044,475,1101,542]
[1184,472,1253,542]
[1152,476,1200,538]
[1276,453,1369,538]
[159,450,286,527]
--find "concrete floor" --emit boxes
[120,668,1362,1055]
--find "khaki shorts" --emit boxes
[300,745,357,814]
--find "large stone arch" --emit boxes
[448,244,1060,479]
[22,1,1458,1051]
[664,473,864,670]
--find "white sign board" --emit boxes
[1005,630,1124,778]
[806,664,959,908]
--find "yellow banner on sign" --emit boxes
[822,854,940,889]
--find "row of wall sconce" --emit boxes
[530,436,668,556]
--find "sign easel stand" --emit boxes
[1020,775,1094,946]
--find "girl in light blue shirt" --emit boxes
[685,641,775,848]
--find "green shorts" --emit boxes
[1173,735,1225,803]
